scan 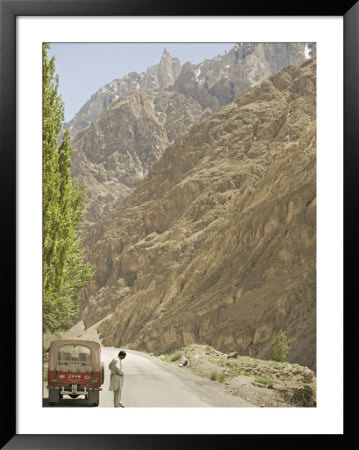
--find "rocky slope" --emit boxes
[79,57,317,371]
[63,48,182,139]
[71,89,209,225]
[159,344,316,407]
[70,43,315,228]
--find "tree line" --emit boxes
[42,43,93,333]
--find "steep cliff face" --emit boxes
[80,57,317,371]
[71,89,208,226]
[141,48,182,91]
[71,43,315,228]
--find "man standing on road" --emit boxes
[109,350,126,407]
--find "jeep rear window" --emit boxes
[58,344,91,366]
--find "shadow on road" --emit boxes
[42,398,98,407]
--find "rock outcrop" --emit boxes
[79,57,317,371]
[64,48,182,139]
[71,89,209,226]
[70,43,315,228]
[170,42,316,109]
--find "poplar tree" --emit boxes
[271,330,289,362]
[42,43,93,332]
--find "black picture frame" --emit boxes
[1,0,356,448]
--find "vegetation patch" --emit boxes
[254,375,274,388]
[153,344,316,407]
[163,352,182,363]
[226,359,237,368]
[208,355,226,366]
[42,44,94,334]
[230,368,251,378]
[230,367,240,377]
[43,330,67,355]
[271,330,289,362]
[210,371,225,383]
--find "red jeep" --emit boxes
[47,339,104,406]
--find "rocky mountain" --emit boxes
[79,57,317,371]
[71,89,209,225]
[70,42,315,228]
[170,42,316,109]
[67,43,315,139]
[63,48,182,139]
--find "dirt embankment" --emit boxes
[154,344,316,407]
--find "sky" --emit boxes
[48,43,235,123]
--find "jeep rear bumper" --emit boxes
[47,385,102,396]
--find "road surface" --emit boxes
[43,347,255,407]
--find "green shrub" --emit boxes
[209,371,225,382]
[230,368,253,378]
[218,374,225,383]
[271,330,289,362]
[226,359,239,368]
[163,352,182,363]
[254,375,274,388]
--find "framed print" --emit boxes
[1,0,357,447]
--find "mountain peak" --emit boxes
[159,48,172,62]
[160,48,177,65]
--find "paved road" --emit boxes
[101,347,214,407]
[43,347,255,407]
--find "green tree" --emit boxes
[271,330,289,362]
[42,43,93,333]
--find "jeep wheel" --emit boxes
[88,390,99,406]
[48,389,60,405]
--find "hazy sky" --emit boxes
[48,43,235,123]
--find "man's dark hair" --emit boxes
[118,350,126,357]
